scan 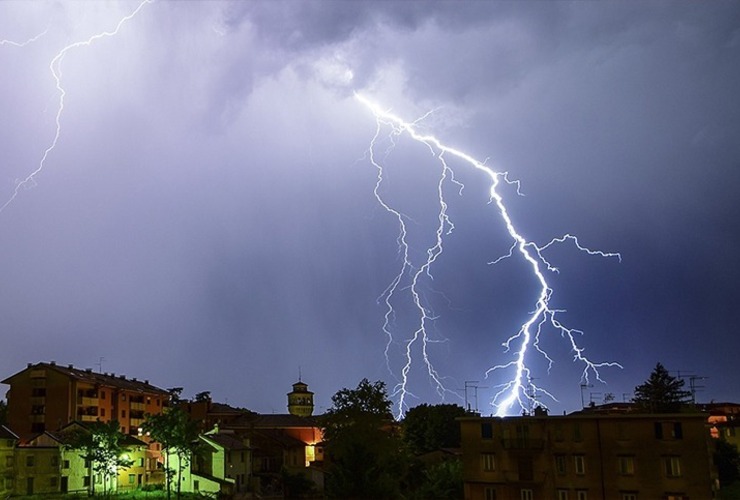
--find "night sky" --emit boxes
[1,1,739,417]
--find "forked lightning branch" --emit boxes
[356,94,621,418]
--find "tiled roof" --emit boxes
[229,413,320,429]
[204,432,249,450]
[2,362,168,395]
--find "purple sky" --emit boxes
[1,1,739,416]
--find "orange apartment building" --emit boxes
[2,361,170,483]
[459,409,716,500]
[2,361,169,439]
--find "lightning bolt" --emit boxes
[1,28,48,48]
[0,0,152,215]
[357,93,622,417]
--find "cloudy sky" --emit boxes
[1,1,738,417]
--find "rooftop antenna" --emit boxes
[580,383,593,408]
[298,366,302,382]
[464,381,488,413]
[96,357,105,373]
[689,375,707,404]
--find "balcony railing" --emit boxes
[130,402,146,411]
[78,396,99,406]
[79,415,98,422]
[501,438,545,451]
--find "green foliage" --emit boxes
[716,439,740,486]
[407,459,463,500]
[280,468,318,498]
[64,420,133,497]
[633,362,693,413]
[143,408,202,500]
[322,379,406,499]
[402,403,466,455]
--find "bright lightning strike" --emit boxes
[1,29,48,48]
[357,93,622,417]
[0,0,152,215]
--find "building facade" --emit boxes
[459,410,715,500]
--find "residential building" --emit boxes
[459,409,715,500]
[2,361,169,438]
[13,421,149,496]
[168,426,251,496]
[0,425,18,497]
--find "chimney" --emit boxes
[68,364,73,369]
[132,377,138,382]
[27,363,32,368]
[85,368,92,373]
[120,375,126,380]
[50,361,56,366]
[144,380,149,384]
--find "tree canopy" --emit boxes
[402,403,467,455]
[322,379,405,499]
[633,362,693,413]
[64,420,133,498]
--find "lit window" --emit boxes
[664,456,681,477]
[557,490,569,500]
[618,456,635,475]
[574,455,586,475]
[481,453,496,471]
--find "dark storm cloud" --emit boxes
[1,1,739,414]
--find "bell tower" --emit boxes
[287,378,314,417]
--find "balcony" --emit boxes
[130,402,146,411]
[501,439,545,451]
[30,396,46,405]
[78,396,99,406]
[79,414,98,422]
[130,417,145,428]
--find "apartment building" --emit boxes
[459,409,715,500]
[0,425,19,497]
[2,361,169,439]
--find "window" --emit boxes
[520,489,534,500]
[26,455,35,467]
[574,455,586,475]
[50,456,59,467]
[128,474,135,484]
[555,455,567,475]
[101,391,106,400]
[50,477,58,488]
[576,491,588,500]
[666,496,687,500]
[557,490,569,500]
[101,408,106,417]
[618,456,635,475]
[484,487,497,500]
[122,394,126,401]
[617,422,629,440]
[85,458,92,468]
[621,493,637,500]
[194,480,200,492]
[554,424,564,441]
[664,456,681,477]
[654,422,664,439]
[672,422,683,439]
[122,410,126,418]
[63,460,70,469]
[518,457,534,481]
[83,476,91,487]
[5,456,13,467]
[573,423,582,441]
[139,458,144,467]
[31,387,46,397]
[481,453,496,471]
[482,422,493,439]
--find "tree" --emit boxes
[715,439,740,487]
[322,379,406,499]
[143,407,201,500]
[65,421,133,498]
[633,362,693,413]
[402,403,467,455]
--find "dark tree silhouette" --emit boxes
[402,403,466,455]
[322,379,406,499]
[633,362,692,413]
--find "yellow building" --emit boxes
[0,425,19,497]
[459,409,715,500]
